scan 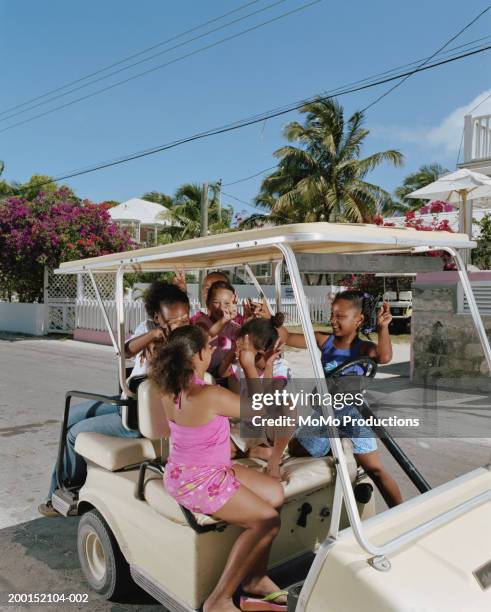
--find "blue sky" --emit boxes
[2,0,491,218]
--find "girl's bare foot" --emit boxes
[203,596,239,612]
[242,575,287,604]
[249,444,273,461]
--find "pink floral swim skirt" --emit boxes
[164,461,241,515]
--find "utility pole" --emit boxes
[200,182,209,237]
[199,182,209,291]
[216,179,222,221]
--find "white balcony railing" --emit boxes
[463,114,491,163]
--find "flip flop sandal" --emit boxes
[240,590,288,611]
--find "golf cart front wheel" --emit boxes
[77,509,131,599]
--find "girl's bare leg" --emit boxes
[265,436,290,479]
[355,450,402,507]
[249,444,273,461]
[231,465,286,603]
[203,475,281,612]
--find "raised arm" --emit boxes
[278,326,328,350]
[364,302,393,364]
[125,327,165,358]
[217,346,237,378]
[206,385,241,419]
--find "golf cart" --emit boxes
[51,222,491,611]
[375,274,414,333]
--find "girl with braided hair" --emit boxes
[281,290,402,507]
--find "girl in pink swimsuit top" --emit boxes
[149,324,288,612]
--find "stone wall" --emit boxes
[411,273,491,382]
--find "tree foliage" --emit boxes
[142,191,174,207]
[0,188,135,302]
[159,182,234,241]
[472,212,491,269]
[392,163,448,212]
[250,98,403,226]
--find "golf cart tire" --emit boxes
[77,509,131,600]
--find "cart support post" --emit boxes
[274,260,283,313]
[88,270,119,355]
[441,246,491,373]
[116,265,135,399]
[244,264,274,315]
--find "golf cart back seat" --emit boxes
[136,379,358,527]
[76,379,359,523]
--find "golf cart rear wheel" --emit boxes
[77,509,131,599]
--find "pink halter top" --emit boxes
[168,377,231,467]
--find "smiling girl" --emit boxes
[280,290,402,507]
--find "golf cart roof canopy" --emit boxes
[55,222,475,274]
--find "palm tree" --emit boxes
[253,98,403,224]
[394,163,448,211]
[159,183,233,241]
[0,161,20,199]
[142,191,174,207]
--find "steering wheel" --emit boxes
[323,357,378,411]
[326,357,377,380]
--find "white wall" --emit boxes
[0,303,47,336]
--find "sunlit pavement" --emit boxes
[0,335,490,610]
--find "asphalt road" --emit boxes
[0,335,490,611]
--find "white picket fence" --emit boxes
[75,296,331,335]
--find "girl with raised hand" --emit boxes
[192,280,244,376]
[218,314,294,481]
[150,326,288,612]
[281,290,402,508]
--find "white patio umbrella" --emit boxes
[406,168,491,264]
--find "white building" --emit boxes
[108,198,170,246]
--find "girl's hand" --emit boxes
[376,301,392,329]
[152,327,167,342]
[243,299,254,320]
[172,269,187,293]
[264,338,284,368]
[238,334,257,370]
[243,298,270,320]
[220,306,234,323]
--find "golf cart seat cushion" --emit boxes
[144,477,220,527]
[143,455,337,527]
[236,456,337,498]
[138,379,169,440]
[137,375,214,440]
[75,432,157,471]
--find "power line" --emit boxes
[222,165,278,186]
[221,189,267,210]
[362,4,491,112]
[0,0,264,118]
[7,40,491,197]
[0,0,288,124]
[0,0,321,134]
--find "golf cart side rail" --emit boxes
[56,391,134,492]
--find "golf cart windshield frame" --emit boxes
[54,226,491,562]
